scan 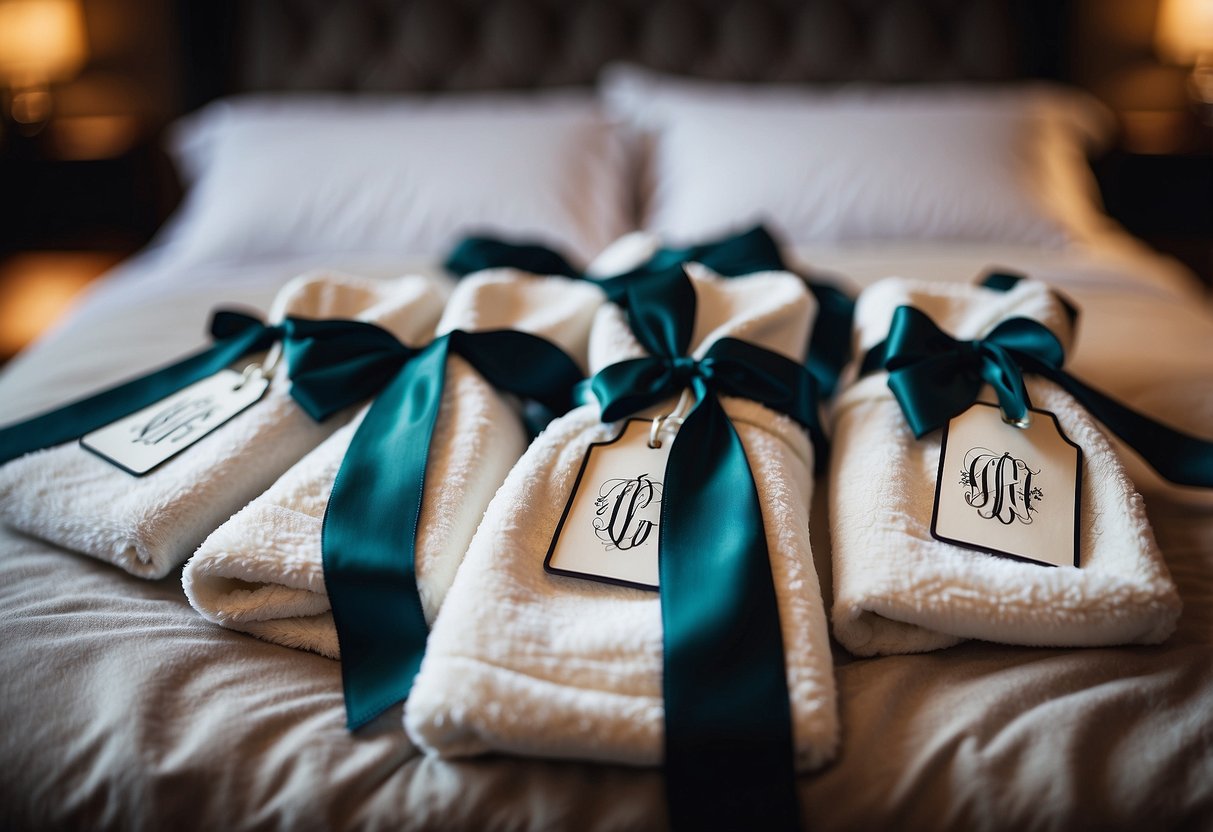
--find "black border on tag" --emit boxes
[79,372,268,477]
[543,418,662,592]
[929,402,1083,568]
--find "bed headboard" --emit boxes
[177,0,1071,110]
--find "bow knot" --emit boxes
[876,305,1066,438]
[668,355,701,386]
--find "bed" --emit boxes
[2,1,1212,829]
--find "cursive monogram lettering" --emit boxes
[959,447,1044,526]
[593,473,662,551]
[131,396,220,446]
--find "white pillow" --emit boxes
[601,65,1114,249]
[161,94,633,266]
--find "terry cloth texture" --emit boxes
[183,271,602,656]
[405,266,839,773]
[0,272,444,579]
[829,276,1181,656]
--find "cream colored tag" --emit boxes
[80,369,269,476]
[544,419,674,591]
[931,402,1082,568]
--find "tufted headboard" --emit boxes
[177,0,1071,110]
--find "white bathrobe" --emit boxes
[405,267,839,773]
[829,276,1181,655]
[183,271,602,656]
[0,272,445,579]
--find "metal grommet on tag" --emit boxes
[235,342,283,391]
[649,388,696,449]
[234,363,264,391]
[1000,408,1032,430]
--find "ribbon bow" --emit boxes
[589,269,817,831]
[865,303,1213,488]
[0,310,284,465]
[312,326,584,730]
[445,224,856,400]
[867,305,1065,437]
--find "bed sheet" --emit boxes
[1,235,1211,830]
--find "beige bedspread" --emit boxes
[1,240,1210,830]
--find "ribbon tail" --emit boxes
[444,237,580,279]
[805,280,855,401]
[0,322,273,465]
[322,339,450,729]
[1034,364,1213,488]
[449,330,584,414]
[660,396,800,830]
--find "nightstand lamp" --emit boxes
[1156,0,1213,123]
[0,0,87,135]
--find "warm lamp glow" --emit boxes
[0,0,88,86]
[1156,0,1213,65]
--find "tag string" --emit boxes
[649,388,697,449]
[444,224,856,404]
[860,303,1213,488]
[590,268,818,831]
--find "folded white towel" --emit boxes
[183,271,603,656]
[405,268,839,772]
[0,272,444,579]
[830,276,1181,655]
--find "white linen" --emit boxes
[0,238,1211,830]
[159,94,632,267]
[0,272,444,578]
[830,277,1182,655]
[183,271,603,655]
[601,65,1115,249]
[406,269,839,771]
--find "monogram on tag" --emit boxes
[544,419,672,591]
[931,402,1082,568]
[80,369,270,476]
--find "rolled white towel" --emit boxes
[405,267,839,773]
[829,276,1181,655]
[0,272,444,579]
[183,271,603,656]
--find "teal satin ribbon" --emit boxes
[319,327,584,730]
[863,305,1213,488]
[0,310,282,465]
[590,269,817,831]
[0,311,455,468]
[445,224,856,400]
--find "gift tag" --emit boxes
[931,402,1082,568]
[545,419,673,591]
[80,368,270,476]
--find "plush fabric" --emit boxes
[405,267,838,772]
[829,277,1182,655]
[183,271,603,655]
[0,273,444,579]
